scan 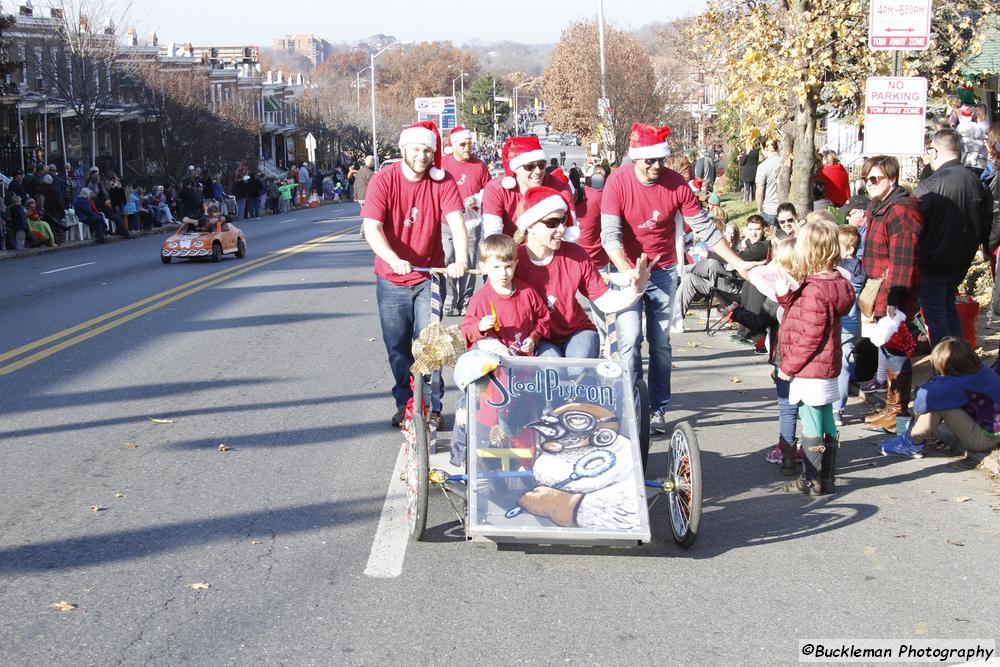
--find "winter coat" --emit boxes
[861,185,922,318]
[739,149,759,183]
[777,271,855,379]
[837,256,867,336]
[354,165,374,200]
[913,159,993,276]
[913,365,1000,436]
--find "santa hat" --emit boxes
[398,120,445,181]
[547,167,575,195]
[514,185,569,233]
[444,125,473,155]
[500,135,545,190]
[627,123,672,161]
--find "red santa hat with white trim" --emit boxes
[443,125,474,155]
[398,120,445,181]
[627,123,672,161]
[500,135,546,190]
[514,185,571,234]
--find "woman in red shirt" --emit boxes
[512,186,654,358]
[816,150,851,207]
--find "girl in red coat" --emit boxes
[776,221,856,495]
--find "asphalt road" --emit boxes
[0,204,998,665]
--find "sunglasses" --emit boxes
[538,216,566,229]
[641,158,663,167]
[777,217,797,225]
[520,161,547,172]
[865,175,887,185]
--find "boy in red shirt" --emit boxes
[462,234,550,355]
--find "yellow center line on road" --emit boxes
[0,227,359,376]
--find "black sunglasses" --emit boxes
[641,158,662,167]
[538,216,566,229]
[520,161,547,172]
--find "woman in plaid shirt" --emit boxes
[860,156,923,433]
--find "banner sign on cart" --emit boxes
[863,77,927,157]
[868,0,932,50]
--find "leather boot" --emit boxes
[779,436,797,477]
[784,436,823,495]
[865,368,912,433]
[818,434,838,494]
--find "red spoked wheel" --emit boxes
[666,421,702,549]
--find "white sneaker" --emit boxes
[833,410,844,427]
[650,409,668,435]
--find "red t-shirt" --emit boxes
[441,154,491,202]
[360,163,464,286]
[515,242,609,343]
[601,166,700,268]
[817,163,851,207]
[482,173,573,236]
[461,280,550,354]
[575,186,609,267]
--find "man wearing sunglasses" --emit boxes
[913,128,994,349]
[481,135,574,239]
[601,123,757,433]
[362,121,468,428]
[442,126,492,316]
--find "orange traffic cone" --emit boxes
[308,190,320,208]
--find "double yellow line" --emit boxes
[0,227,358,376]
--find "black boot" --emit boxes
[818,434,838,494]
[784,436,823,495]
[779,435,797,477]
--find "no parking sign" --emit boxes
[863,77,927,157]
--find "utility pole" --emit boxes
[492,77,498,145]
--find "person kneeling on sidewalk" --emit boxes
[881,337,1000,458]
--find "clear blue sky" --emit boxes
[128,0,708,47]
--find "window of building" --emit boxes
[65,52,73,95]
[18,45,27,85]
[33,47,43,90]
[50,47,59,90]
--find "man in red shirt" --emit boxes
[601,123,754,433]
[481,135,576,240]
[442,126,491,316]
[362,121,468,427]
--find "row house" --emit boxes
[1,2,307,181]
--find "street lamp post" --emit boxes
[451,71,466,123]
[512,80,534,135]
[356,66,370,110]
[370,42,407,170]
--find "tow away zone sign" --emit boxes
[869,0,932,50]
[863,76,927,156]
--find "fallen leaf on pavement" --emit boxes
[729,377,742,384]
[862,546,877,557]
[50,601,77,612]
[89,505,107,512]
[915,622,929,636]
[251,540,263,545]
[124,442,139,449]
[187,582,210,590]
[367,337,376,342]
[114,493,125,498]
[946,540,965,547]
[893,534,907,538]
[671,363,677,369]
[926,489,935,494]
[218,444,230,452]
[954,496,972,503]
[686,341,701,348]
[149,418,174,424]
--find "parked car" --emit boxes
[161,219,246,264]
[558,133,580,146]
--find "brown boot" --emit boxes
[865,368,912,433]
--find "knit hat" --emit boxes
[398,120,445,181]
[500,135,545,190]
[707,193,722,206]
[627,123,671,161]
[514,185,569,233]
[444,125,473,155]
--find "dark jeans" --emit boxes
[918,271,965,349]
[376,275,444,412]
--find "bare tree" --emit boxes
[16,0,142,167]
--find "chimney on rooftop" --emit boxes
[126,28,137,46]
[150,32,158,46]
[18,2,33,17]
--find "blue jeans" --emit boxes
[375,276,443,412]
[235,197,247,220]
[616,266,677,412]
[919,271,964,349]
[837,331,857,411]
[760,212,777,227]
[774,375,798,443]
[247,196,260,219]
[536,329,600,358]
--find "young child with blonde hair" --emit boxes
[776,221,855,494]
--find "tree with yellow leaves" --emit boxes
[693,0,994,213]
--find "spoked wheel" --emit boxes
[666,421,702,549]
[633,379,650,471]
[404,378,429,541]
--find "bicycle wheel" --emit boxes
[405,380,429,542]
[666,421,702,549]
[633,379,650,471]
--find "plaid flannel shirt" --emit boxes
[861,185,923,317]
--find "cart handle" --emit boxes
[412,266,483,276]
